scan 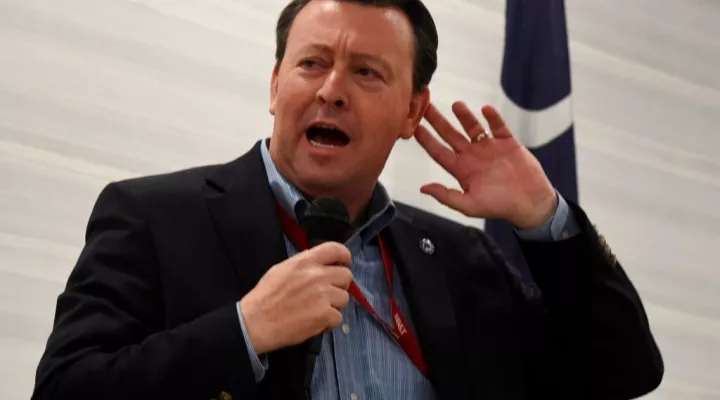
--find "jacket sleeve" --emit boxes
[483,201,664,399]
[32,182,259,400]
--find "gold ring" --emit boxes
[472,131,488,142]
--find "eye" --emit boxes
[356,67,379,78]
[300,59,317,68]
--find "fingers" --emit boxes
[325,285,351,310]
[452,101,488,140]
[325,308,343,330]
[414,125,458,174]
[424,102,512,143]
[300,242,353,289]
[450,101,514,140]
[301,242,352,267]
[420,183,476,215]
[323,265,353,290]
[423,103,469,152]
[480,104,512,138]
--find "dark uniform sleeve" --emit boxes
[32,183,259,400]
[481,201,664,399]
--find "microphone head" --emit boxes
[298,197,351,247]
[305,197,349,220]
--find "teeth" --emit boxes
[310,139,339,149]
[314,124,337,130]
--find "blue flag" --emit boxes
[484,0,579,279]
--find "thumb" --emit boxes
[302,242,352,267]
[420,183,475,215]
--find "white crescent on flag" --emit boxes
[498,90,574,149]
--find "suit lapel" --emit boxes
[203,141,288,293]
[203,141,307,397]
[385,208,467,399]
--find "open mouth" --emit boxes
[306,124,350,148]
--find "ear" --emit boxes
[399,86,430,140]
[269,62,280,116]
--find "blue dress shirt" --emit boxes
[235,138,581,399]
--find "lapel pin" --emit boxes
[419,238,435,255]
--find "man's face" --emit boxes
[269,0,429,199]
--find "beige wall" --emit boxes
[1,0,719,398]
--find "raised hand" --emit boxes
[414,102,558,229]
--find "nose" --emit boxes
[316,70,348,110]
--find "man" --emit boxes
[32,0,663,399]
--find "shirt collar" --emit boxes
[260,138,396,245]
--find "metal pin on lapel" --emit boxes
[419,238,435,255]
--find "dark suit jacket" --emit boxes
[32,141,663,400]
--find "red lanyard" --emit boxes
[275,202,428,376]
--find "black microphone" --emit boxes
[296,197,351,399]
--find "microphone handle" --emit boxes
[304,335,323,399]
[304,237,331,399]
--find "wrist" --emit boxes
[239,296,272,355]
[511,191,558,230]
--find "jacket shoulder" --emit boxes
[394,201,479,238]
[89,163,225,219]
[106,141,265,204]
[103,162,225,205]
[393,201,511,265]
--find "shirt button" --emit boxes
[341,323,350,334]
[350,393,358,400]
